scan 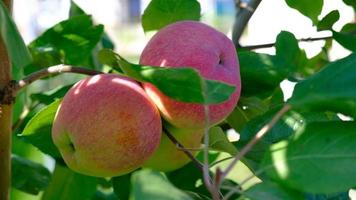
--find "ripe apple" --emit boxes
[143,123,203,172]
[52,74,162,177]
[140,21,241,129]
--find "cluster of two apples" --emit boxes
[52,21,241,177]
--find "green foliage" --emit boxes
[42,164,97,200]
[284,0,323,24]
[289,53,356,118]
[27,15,104,73]
[208,126,238,156]
[0,0,32,79]
[262,121,356,193]
[317,10,340,31]
[112,173,132,200]
[243,182,303,200]
[98,49,235,104]
[142,0,201,32]
[12,155,51,195]
[20,100,62,158]
[130,169,193,200]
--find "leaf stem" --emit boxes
[217,104,291,186]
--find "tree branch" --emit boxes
[14,64,103,92]
[163,126,204,171]
[0,0,13,199]
[217,104,291,186]
[232,0,263,47]
[242,35,333,50]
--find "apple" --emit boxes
[52,74,162,177]
[140,21,241,129]
[143,123,203,172]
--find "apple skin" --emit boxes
[52,74,162,177]
[143,124,203,172]
[140,21,241,129]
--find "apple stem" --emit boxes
[232,0,262,47]
[217,104,291,186]
[14,64,102,92]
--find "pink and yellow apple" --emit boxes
[143,124,203,172]
[52,74,162,177]
[140,21,241,129]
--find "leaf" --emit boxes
[112,173,131,200]
[0,1,32,79]
[244,182,303,200]
[69,0,85,16]
[20,100,62,158]
[274,31,309,80]
[91,191,118,200]
[238,51,284,98]
[305,191,350,200]
[343,0,356,10]
[284,0,323,24]
[141,0,201,32]
[208,127,238,156]
[30,85,72,105]
[12,155,51,195]
[98,49,235,104]
[317,10,340,31]
[262,121,356,194]
[130,169,193,200]
[42,164,97,200]
[333,30,356,52]
[27,15,104,73]
[288,53,356,118]
[235,107,339,164]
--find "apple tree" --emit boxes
[0,0,355,200]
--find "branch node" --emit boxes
[0,80,17,105]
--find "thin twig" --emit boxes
[14,64,102,92]
[242,35,333,50]
[232,0,263,47]
[163,126,204,171]
[217,104,291,185]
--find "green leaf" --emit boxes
[30,85,72,105]
[98,49,235,104]
[28,15,104,73]
[141,0,201,32]
[238,51,284,98]
[130,169,193,200]
[288,53,356,118]
[208,126,238,156]
[262,121,356,194]
[317,10,340,31]
[69,0,85,17]
[274,31,309,80]
[112,173,131,200]
[333,30,356,52]
[42,164,97,200]
[91,191,118,200]
[305,191,350,200]
[244,182,303,200]
[343,0,356,10]
[20,100,62,158]
[284,0,323,24]
[12,155,51,195]
[0,1,32,79]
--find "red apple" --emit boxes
[140,21,241,129]
[52,74,162,177]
